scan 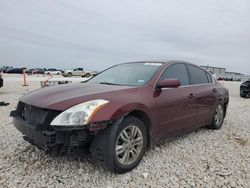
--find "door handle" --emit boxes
[188,93,195,99]
[213,88,217,93]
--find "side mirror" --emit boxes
[157,79,181,89]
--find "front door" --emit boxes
[154,63,197,138]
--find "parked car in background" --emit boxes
[63,68,93,77]
[0,74,3,88]
[240,80,250,98]
[36,68,46,74]
[45,68,62,75]
[84,70,98,77]
[26,69,35,74]
[27,68,46,75]
[11,61,229,173]
[217,77,224,81]
[84,71,92,78]
[91,71,98,77]
[63,68,85,77]
[0,66,13,73]
[6,68,26,74]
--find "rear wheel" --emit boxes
[67,72,72,77]
[90,116,147,173]
[85,73,91,78]
[208,102,225,130]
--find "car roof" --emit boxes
[119,60,211,75]
[121,60,197,66]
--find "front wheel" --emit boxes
[90,116,148,173]
[208,102,225,130]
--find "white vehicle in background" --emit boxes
[63,68,95,78]
[45,69,62,75]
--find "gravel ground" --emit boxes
[0,74,249,187]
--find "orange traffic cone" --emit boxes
[22,69,29,86]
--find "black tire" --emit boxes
[240,94,247,98]
[86,73,91,78]
[67,72,72,77]
[90,116,148,174]
[208,102,225,130]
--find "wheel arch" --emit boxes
[124,110,152,148]
[211,97,228,122]
[218,96,229,117]
[91,103,154,147]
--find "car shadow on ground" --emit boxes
[153,126,211,148]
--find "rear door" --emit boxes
[186,65,217,127]
[155,63,197,137]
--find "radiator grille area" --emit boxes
[17,102,60,130]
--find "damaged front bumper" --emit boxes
[10,106,113,157]
[11,115,93,157]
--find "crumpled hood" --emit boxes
[20,83,137,111]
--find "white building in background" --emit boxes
[200,65,250,81]
[225,71,244,76]
[200,65,226,75]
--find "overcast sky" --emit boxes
[0,0,250,74]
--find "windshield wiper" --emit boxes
[99,82,121,85]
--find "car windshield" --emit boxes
[88,63,162,86]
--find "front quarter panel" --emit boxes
[88,86,155,126]
[90,98,153,124]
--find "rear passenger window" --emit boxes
[160,64,190,86]
[188,65,209,85]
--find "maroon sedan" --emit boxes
[11,61,229,173]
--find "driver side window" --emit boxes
[160,63,190,86]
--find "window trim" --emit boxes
[158,63,191,86]
[205,72,212,83]
[186,64,210,85]
[154,63,215,90]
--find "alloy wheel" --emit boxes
[214,104,224,126]
[115,125,143,166]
